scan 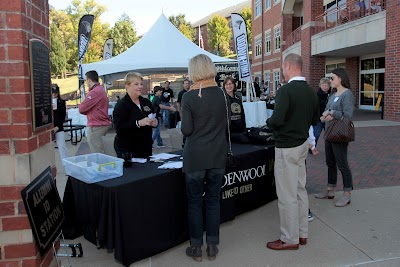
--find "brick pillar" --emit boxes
[0,0,57,266]
[301,0,325,90]
[384,0,400,121]
[346,57,359,107]
[281,12,293,52]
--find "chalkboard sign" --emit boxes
[21,167,64,255]
[214,62,246,90]
[29,39,52,131]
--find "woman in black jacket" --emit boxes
[52,84,69,160]
[113,72,157,165]
[313,77,331,145]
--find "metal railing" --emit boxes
[314,0,386,35]
[285,26,301,46]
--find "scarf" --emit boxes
[190,78,217,98]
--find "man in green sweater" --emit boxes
[266,53,319,250]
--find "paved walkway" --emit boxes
[54,109,400,267]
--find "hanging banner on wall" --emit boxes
[103,38,113,60]
[78,14,95,100]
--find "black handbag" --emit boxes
[324,117,355,143]
[221,89,237,168]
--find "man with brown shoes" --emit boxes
[266,53,319,251]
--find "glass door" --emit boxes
[359,57,385,110]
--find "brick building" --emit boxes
[192,0,251,54]
[251,0,399,122]
[0,0,58,265]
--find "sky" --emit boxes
[48,0,247,35]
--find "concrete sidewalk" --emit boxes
[54,111,400,266]
[59,186,400,267]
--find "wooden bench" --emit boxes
[64,125,85,145]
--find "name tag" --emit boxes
[334,96,339,102]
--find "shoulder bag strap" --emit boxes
[220,88,233,154]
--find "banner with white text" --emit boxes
[78,14,94,100]
[231,13,252,84]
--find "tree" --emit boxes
[110,13,138,56]
[50,23,67,78]
[240,7,252,47]
[207,15,232,57]
[50,0,110,72]
[169,14,195,41]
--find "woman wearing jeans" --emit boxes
[315,68,354,207]
[181,54,228,262]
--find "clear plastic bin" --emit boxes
[62,153,123,183]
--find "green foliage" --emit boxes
[110,13,138,56]
[240,7,252,47]
[207,15,232,57]
[169,14,195,41]
[50,23,67,78]
[50,0,110,73]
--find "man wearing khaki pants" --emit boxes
[79,70,111,154]
[266,54,319,250]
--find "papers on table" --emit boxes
[132,158,147,163]
[150,153,180,161]
[158,161,183,169]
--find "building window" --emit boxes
[264,71,271,93]
[274,26,281,51]
[265,0,271,10]
[325,62,345,74]
[265,30,271,55]
[273,70,280,93]
[254,35,262,58]
[255,0,262,17]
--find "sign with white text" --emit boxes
[21,167,64,255]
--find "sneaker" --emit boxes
[156,145,166,148]
[308,210,314,222]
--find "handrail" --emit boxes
[285,26,301,46]
[314,0,386,35]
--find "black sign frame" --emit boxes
[29,39,52,131]
[21,166,65,255]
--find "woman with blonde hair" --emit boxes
[113,72,157,165]
[181,54,228,262]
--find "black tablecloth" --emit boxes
[63,143,276,266]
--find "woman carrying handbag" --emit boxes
[314,68,354,207]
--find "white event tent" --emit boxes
[81,14,235,82]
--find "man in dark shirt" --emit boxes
[160,81,174,128]
[177,79,190,120]
[152,86,176,147]
[266,53,319,251]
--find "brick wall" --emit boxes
[384,0,400,121]
[0,0,56,266]
[251,1,282,84]
[346,57,360,107]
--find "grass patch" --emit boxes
[53,75,79,95]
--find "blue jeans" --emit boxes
[152,118,163,146]
[161,102,170,127]
[313,121,325,145]
[185,168,225,247]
